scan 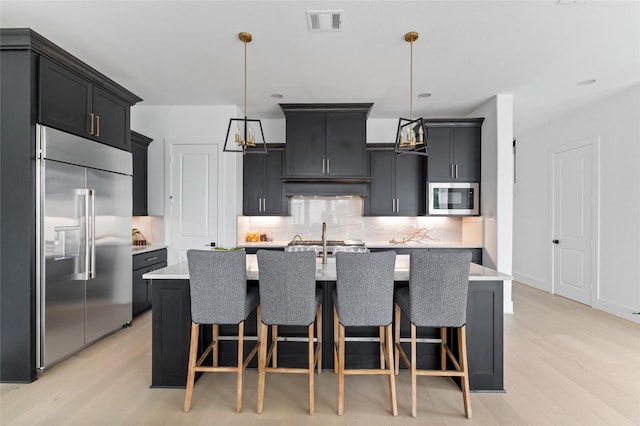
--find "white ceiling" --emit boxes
[2,1,639,136]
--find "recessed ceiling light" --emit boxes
[270,93,284,99]
[417,93,432,98]
[577,79,596,86]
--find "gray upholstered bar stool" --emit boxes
[333,251,398,416]
[184,249,260,413]
[256,250,322,415]
[393,250,473,418]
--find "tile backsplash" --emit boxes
[237,196,482,245]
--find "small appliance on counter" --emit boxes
[132,228,148,246]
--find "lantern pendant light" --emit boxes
[223,32,267,154]
[394,31,428,156]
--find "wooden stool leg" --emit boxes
[308,323,315,415]
[271,325,278,368]
[379,326,386,369]
[459,326,472,419]
[236,321,245,413]
[386,325,398,416]
[394,303,401,375]
[184,322,199,412]
[337,323,345,415]
[440,326,447,371]
[256,322,267,414]
[411,323,417,418]
[333,306,339,374]
[212,324,219,367]
[317,305,323,373]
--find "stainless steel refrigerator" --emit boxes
[36,124,133,369]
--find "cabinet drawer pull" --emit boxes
[322,158,325,173]
[326,158,330,174]
[455,164,459,179]
[146,256,158,262]
[89,113,95,135]
[95,115,100,137]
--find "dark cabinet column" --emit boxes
[452,126,481,182]
[93,87,131,151]
[325,111,367,176]
[395,153,424,215]
[243,146,286,216]
[284,111,325,176]
[426,119,483,183]
[366,146,424,216]
[426,127,453,182]
[131,131,152,216]
[39,56,92,137]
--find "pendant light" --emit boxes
[394,31,428,156]
[223,32,267,154]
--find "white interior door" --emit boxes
[169,144,218,264]
[552,140,595,305]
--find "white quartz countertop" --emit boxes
[143,254,511,282]
[132,244,168,255]
[240,241,482,249]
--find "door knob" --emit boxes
[552,239,559,244]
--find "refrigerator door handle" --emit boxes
[88,189,96,279]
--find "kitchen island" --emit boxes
[144,254,510,391]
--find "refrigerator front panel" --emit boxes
[41,160,87,367]
[85,168,132,343]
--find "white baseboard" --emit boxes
[513,271,550,292]
[593,298,640,324]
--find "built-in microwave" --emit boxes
[428,182,479,215]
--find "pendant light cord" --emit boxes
[244,39,247,118]
[409,39,413,120]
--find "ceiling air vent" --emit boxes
[307,10,343,32]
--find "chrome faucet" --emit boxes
[321,222,327,264]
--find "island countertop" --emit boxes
[143,254,512,282]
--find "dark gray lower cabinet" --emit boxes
[149,277,503,391]
[132,249,167,317]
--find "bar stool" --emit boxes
[255,250,322,415]
[393,250,472,418]
[184,249,260,413]
[333,251,397,416]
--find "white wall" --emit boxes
[513,84,640,323]
[130,105,246,250]
[468,95,514,313]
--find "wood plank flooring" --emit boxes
[1,282,639,425]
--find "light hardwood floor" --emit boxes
[1,282,639,425]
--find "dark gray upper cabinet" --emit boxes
[243,145,287,215]
[366,146,425,216]
[426,119,483,182]
[281,104,372,178]
[131,131,152,216]
[39,56,132,151]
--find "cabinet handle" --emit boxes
[455,164,459,179]
[396,198,400,212]
[326,158,330,174]
[146,256,158,262]
[89,113,95,135]
[258,199,262,212]
[262,198,266,212]
[95,115,100,137]
[322,158,325,173]
[450,164,454,179]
